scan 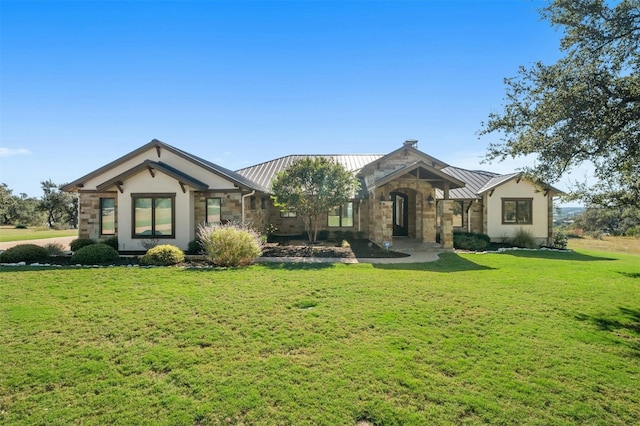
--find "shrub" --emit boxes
[14,224,27,229]
[0,244,49,263]
[552,230,568,249]
[140,244,185,266]
[197,222,263,267]
[70,238,96,252]
[343,231,355,241]
[508,228,539,249]
[317,230,330,241]
[453,232,490,251]
[71,244,120,265]
[102,236,119,250]
[44,242,65,256]
[333,230,345,242]
[187,238,203,255]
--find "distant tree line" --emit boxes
[0,181,77,228]
[573,206,640,237]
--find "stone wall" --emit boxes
[77,191,118,241]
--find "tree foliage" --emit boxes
[271,157,360,242]
[480,0,640,207]
[0,183,45,226]
[575,206,640,236]
[40,180,78,228]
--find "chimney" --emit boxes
[403,139,418,148]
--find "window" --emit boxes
[452,201,463,227]
[132,194,175,238]
[436,200,463,227]
[328,202,353,227]
[206,198,221,224]
[261,198,266,209]
[100,198,115,235]
[502,198,533,224]
[280,210,297,218]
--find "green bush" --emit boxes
[453,232,490,251]
[0,244,49,263]
[71,244,120,265]
[508,228,539,249]
[140,244,185,266]
[552,230,568,249]
[14,224,27,229]
[187,238,203,255]
[197,222,263,267]
[102,236,119,250]
[343,231,355,241]
[44,243,65,256]
[70,238,96,252]
[317,230,330,241]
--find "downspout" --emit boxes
[241,190,256,226]
[357,199,362,232]
[467,200,474,233]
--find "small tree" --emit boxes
[271,157,360,242]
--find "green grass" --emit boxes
[0,226,77,243]
[1,250,639,425]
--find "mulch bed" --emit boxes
[262,239,409,259]
[0,240,408,267]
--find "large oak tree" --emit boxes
[480,0,639,207]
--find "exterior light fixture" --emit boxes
[427,194,435,206]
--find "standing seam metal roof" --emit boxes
[235,154,383,191]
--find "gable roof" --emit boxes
[62,139,268,192]
[477,172,563,196]
[357,143,449,176]
[235,154,383,191]
[95,160,209,192]
[372,161,466,190]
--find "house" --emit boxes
[62,139,561,252]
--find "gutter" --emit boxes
[241,190,256,225]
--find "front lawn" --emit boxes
[1,250,639,424]
[0,226,77,243]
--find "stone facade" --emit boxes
[78,191,118,241]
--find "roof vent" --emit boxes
[403,139,418,148]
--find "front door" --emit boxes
[391,192,409,236]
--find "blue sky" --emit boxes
[1,0,579,200]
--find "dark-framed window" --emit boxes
[261,198,266,209]
[502,198,533,225]
[100,197,116,235]
[328,202,353,227]
[452,200,463,227]
[436,200,463,227]
[206,197,221,224]
[132,193,175,238]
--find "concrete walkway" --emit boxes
[0,236,444,264]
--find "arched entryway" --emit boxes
[391,192,409,236]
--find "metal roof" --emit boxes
[437,166,500,199]
[235,154,383,191]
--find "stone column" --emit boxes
[440,199,454,249]
[422,191,437,243]
[373,200,393,245]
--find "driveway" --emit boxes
[0,236,76,252]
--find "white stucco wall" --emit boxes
[81,146,237,191]
[484,179,550,243]
[115,171,195,251]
